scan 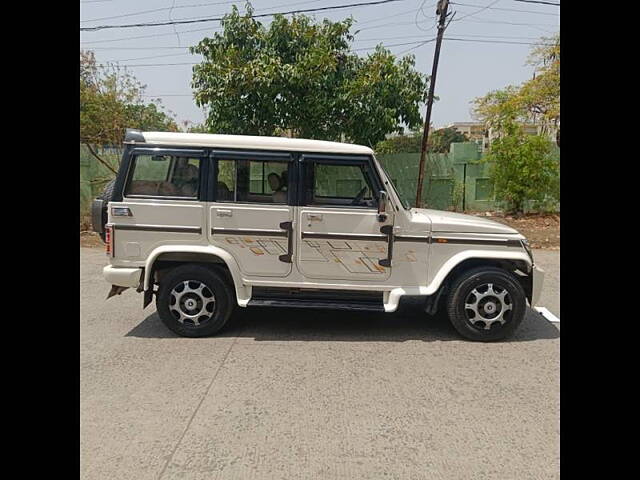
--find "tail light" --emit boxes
[105,225,113,256]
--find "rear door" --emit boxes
[110,147,208,262]
[296,154,393,282]
[207,150,296,278]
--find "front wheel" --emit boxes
[156,265,234,337]
[445,267,527,342]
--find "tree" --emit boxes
[429,127,469,153]
[473,34,559,146]
[484,125,559,214]
[80,50,179,173]
[190,4,427,146]
[374,127,467,154]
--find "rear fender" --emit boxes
[144,245,250,307]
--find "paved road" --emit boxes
[81,248,559,480]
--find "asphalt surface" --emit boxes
[81,247,559,480]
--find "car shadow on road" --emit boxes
[126,302,559,343]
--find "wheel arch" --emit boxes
[425,250,533,299]
[144,245,250,306]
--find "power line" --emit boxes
[451,2,559,15]
[95,35,554,67]
[80,14,437,45]
[452,0,500,22]
[81,1,238,23]
[513,0,559,5]
[456,16,557,28]
[87,33,544,50]
[80,0,405,31]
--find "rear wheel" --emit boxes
[446,266,526,342]
[156,265,234,337]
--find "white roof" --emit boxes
[130,131,374,155]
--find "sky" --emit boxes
[80,0,560,130]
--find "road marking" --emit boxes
[535,306,560,323]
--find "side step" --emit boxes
[247,298,385,312]
[248,287,385,312]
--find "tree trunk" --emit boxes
[84,143,118,175]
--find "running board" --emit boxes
[247,298,385,312]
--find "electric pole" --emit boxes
[415,0,450,207]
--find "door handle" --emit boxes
[216,209,232,217]
[307,213,323,221]
[279,221,293,263]
[379,225,394,268]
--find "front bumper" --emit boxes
[103,265,143,288]
[531,264,545,306]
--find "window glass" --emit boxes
[215,159,289,204]
[216,159,236,201]
[126,155,200,198]
[309,163,375,207]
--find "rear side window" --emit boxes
[125,155,201,198]
[215,159,290,204]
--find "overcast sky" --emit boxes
[80,0,559,130]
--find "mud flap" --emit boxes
[106,285,129,299]
[143,289,153,309]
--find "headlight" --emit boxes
[521,239,534,264]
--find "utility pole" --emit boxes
[415,0,450,207]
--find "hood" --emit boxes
[411,208,519,235]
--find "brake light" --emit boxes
[105,226,113,256]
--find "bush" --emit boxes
[485,132,559,214]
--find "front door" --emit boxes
[207,151,295,278]
[296,154,393,282]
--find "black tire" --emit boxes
[156,264,235,338]
[445,266,526,342]
[98,179,116,242]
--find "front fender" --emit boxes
[143,245,250,306]
[425,249,532,295]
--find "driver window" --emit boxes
[308,162,375,207]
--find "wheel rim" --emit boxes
[464,283,512,331]
[169,280,216,327]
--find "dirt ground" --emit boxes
[471,212,560,250]
[80,231,104,248]
[80,214,560,250]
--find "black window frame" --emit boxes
[210,149,296,205]
[121,147,209,202]
[299,154,383,209]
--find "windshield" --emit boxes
[376,158,411,210]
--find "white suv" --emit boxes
[92,129,544,342]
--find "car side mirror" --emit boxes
[378,190,388,222]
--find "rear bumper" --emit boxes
[103,265,142,288]
[531,265,545,306]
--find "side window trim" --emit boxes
[123,148,207,201]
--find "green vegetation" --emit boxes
[484,125,559,214]
[374,127,468,154]
[473,34,559,145]
[80,50,179,173]
[190,4,427,147]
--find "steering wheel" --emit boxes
[351,187,368,206]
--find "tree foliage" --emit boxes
[485,126,559,214]
[473,34,559,145]
[80,50,178,172]
[190,4,427,146]
[374,127,468,154]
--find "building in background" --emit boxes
[447,121,540,151]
